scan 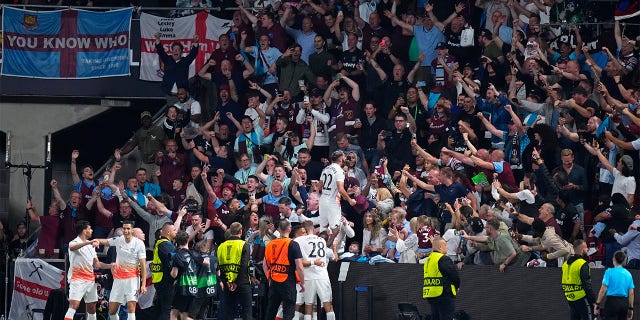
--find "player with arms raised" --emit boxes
[318,151,356,235]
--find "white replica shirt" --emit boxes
[68,236,97,282]
[107,236,146,280]
[320,163,345,201]
[295,234,333,280]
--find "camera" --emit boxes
[437,203,447,210]
[382,130,393,141]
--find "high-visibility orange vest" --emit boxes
[265,237,293,283]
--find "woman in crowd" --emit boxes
[362,210,386,258]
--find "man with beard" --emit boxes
[561,240,597,320]
[173,87,202,128]
[64,221,111,320]
[319,151,357,235]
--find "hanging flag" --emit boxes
[1,7,133,78]
[9,258,65,320]
[139,11,231,82]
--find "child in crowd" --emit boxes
[417,216,440,259]
[383,211,408,261]
[340,242,362,261]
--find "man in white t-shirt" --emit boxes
[294,221,336,320]
[174,87,202,129]
[244,84,273,130]
[318,150,356,234]
[97,221,147,320]
[65,221,112,320]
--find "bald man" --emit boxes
[422,237,461,320]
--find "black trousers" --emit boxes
[219,283,254,320]
[265,281,296,320]
[603,296,630,320]
[568,298,594,320]
[154,281,174,320]
[427,295,455,320]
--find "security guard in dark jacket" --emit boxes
[423,237,460,320]
[562,240,596,320]
[217,222,253,320]
[151,222,177,320]
[264,220,305,320]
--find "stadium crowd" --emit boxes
[6,0,640,318]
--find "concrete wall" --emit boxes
[329,262,637,320]
[0,103,110,233]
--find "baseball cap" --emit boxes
[219,84,230,92]
[140,111,152,120]
[435,42,448,50]
[223,182,237,193]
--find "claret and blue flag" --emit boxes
[1,7,133,78]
